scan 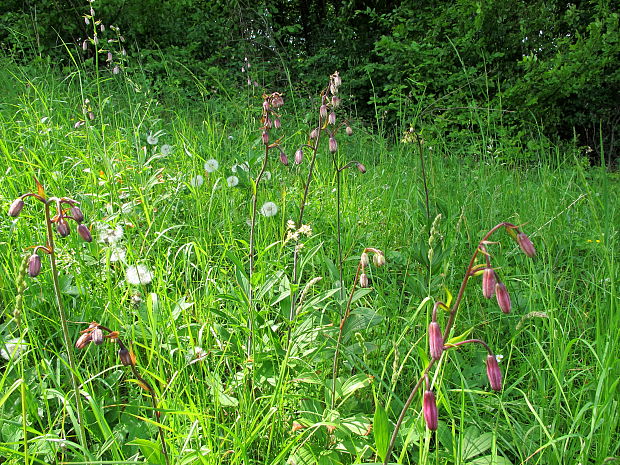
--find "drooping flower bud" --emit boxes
[328,112,336,125]
[482,268,496,299]
[8,198,25,217]
[329,137,338,153]
[75,332,91,349]
[280,152,289,166]
[28,254,42,277]
[262,131,269,145]
[273,118,281,129]
[70,206,84,223]
[263,100,270,111]
[118,348,136,366]
[77,224,92,242]
[310,128,319,139]
[359,273,369,288]
[57,220,70,238]
[92,328,104,345]
[331,95,340,108]
[356,162,366,174]
[360,252,370,266]
[295,149,304,164]
[486,354,502,391]
[517,233,536,257]
[373,252,385,267]
[423,390,438,431]
[428,321,443,360]
[495,282,511,313]
[320,105,328,119]
[345,126,353,136]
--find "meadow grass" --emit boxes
[0,59,618,465]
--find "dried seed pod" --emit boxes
[57,220,70,238]
[495,282,511,314]
[423,390,438,431]
[359,273,369,288]
[70,206,84,223]
[486,354,502,391]
[428,321,443,360]
[118,348,136,366]
[77,224,92,242]
[28,254,42,277]
[92,328,104,345]
[482,268,496,299]
[517,233,536,257]
[8,198,25,217]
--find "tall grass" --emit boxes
[0,57,618,465]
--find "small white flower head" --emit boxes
[495,354,504,363]
[98,224,124,244]
[1,337,27,361]
[227,175,239,187]
[204,159,219,173]
[260,201,278,217]
[263,171,272,181]
[298,224,312,236]
[161,144,173,156]
[190,175,204,187]
[228,135,234,140]
[287,219,296,230]
[231,162,249,173]
[109,246,126,263]
[126,264,154,285]
[146,132,159,145]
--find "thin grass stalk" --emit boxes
[415,136,430,219]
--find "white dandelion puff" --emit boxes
[109,247,126,263]
[263,171,272,181]
[161,144,173,155]
[260,201,278,217]
[146,132,159,145]
[227,176,239,187]
[126,264,154,285]
[204,159,219,173]
[190,175,204,187]
[98,224,124,244]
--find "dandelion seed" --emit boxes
[263,171,272,181]
[232,162,249,173]
[204,159,219,173]
[260,201,278,217]
[161,144,173,156]
[0,338,27,361]
[109,247,126,262]
[126,264,154,285]
[190,175,204,187]
[227,176,239,187]
[98,224,124,244]
[146,132,159,145]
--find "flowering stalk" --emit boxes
[382,222,536,464]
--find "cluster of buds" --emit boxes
[80,4,125,75]
[358,247,386,288]
[260,92,287,162]
[8,181,92,278]
[75,321,136,366]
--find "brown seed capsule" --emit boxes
[92,328,104,345]
[482,268,496,299]
[359,273,369,288]
[423,390,438,431]
[75,332,92,349]
[77,224,92,242]
[118,348,136,366]
[428,321,443,360]
[517,233,536,257]
[8,198,25,217]
[70,206,84,223]
[495,282,511,314]
[28,254,42,277]
[486,354,502,391]
[57,220,70,238]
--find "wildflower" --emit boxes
[77,224,93,242]
[422,390,438,431]
[495,354,504,362]
[360,252,370,266]
[329,137,338,153]
[298,224,312,236]
[126,264,154,285]
[8,198,25,217]
[113,65,120,75]
[373,253,385,267]
[190,175,204,187]
[273,118,281,129]
[262,131,269,145]
[204,159,219,173]
[70,206,84,223]
[486,354,502,391]
[109,246,126,262]
[161,144,173,156]
[310,128,319,139]
[99,224,124,244]
[428,321,443,360]
[482,268,496,299]
[28,254,42,277]
[328,112,336,125]
[280,152,289,166]
[356,162,366,174]
[118,348,136,366]
[331,95,341,107]
[320,105,328,119]
[260,201,278,217]
[516,233,536,257]
[495,282,511,313]
[92,328,104,345]
[287,219,296,229]
[146,132,159,145]
[359,273,369,288]
[345,126,353,136]
[295,149,304,164]
[75,332,91,349]
[227,176,239,187]
[187,346,207,363]
[57,220,70,238]
[1,338,27,361]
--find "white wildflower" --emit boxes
[287,219,296,230]
[0,337,27,361]
[146,132,159,145]
[260,201,278,217]
[495,354,504,363]
[98,224,124,244]
[204,159,219,173]
[298,224,312,236]
[227,176,239,187]
[126,264,154,285]
[161,144,173,155]
[109,247,126,263]
[190,175,204,187]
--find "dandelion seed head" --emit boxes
[227,176,239,187]
[109,247,126,262]
[146,132,159,145]
[98,224,124,244]
[260,201,278,217]
[204,159,219,173]
[126,264,154,285]
[263,171,272,181]
[190,175,204,187]
[161,144,173,156]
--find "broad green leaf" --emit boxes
[462,428,492,460]
[374,401,390,461]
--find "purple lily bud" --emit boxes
[428,321,443,360]
[423,390,438,431]
[262,131,269,145]
[359,273,369,288]
[77,224,92,242]
[92,328,104,345]
[280,152,289,166]
[517,233,536,257]
[329,137,338,153]
[328,112,336,125]
[345,126,353,136]
[273,118,281,129]
[356,162,366,174]
[118,348,136,366]
[57,220,70,238]
[75,332,91,349]
[482,268,496,299]
[295,149,304,165]
[8,198,25,217]
[70,206,84,223]
[28,254,42,277]
[495,282,511,313]
[486,354,502,391]
[320,105,328,119]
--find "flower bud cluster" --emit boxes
[80,4,125,77]
[75,321,137,367]
[357,247,385,288]
[260,92,287,164]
